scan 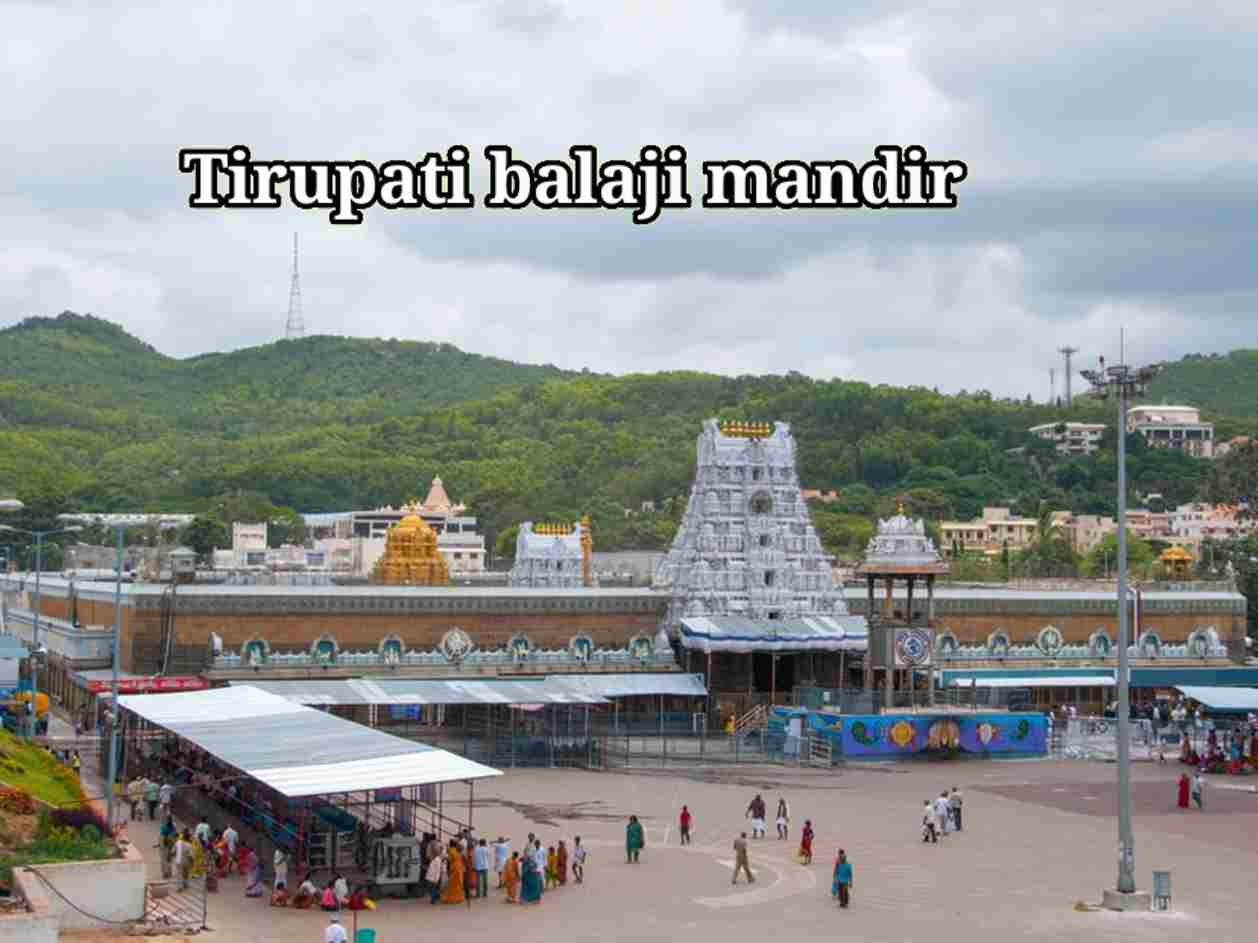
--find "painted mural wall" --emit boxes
[769,707,1047,757]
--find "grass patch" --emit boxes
[0,731,85,807]
[0,810,118,883]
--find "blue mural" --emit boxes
[770,707,1047,758]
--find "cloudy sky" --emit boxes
[3,1,1255,396]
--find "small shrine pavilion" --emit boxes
[855,505,949,704]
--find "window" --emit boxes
[749,491,773,515]
[752,468,763,481]
[759,534,771,548]
[764,570,775,587]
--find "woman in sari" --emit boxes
[556,840,568,886]
[212,835,230,879]
[464,844,477,898]
[503,851,520,903]
[798,820,814,865]
[243,845,265,897]
[1177,773,1191,809]
[625,816,644,864]
[519,848,542,904]
[188,835,207,881]
[441,841,466,904]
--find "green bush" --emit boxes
[0,811,116,883]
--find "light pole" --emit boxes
[1082,355,1158,903]
[104,523,126,832]
[0,523,83,737]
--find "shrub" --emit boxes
[45,807,110,837]
[0,788,35,816]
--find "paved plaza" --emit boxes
[109,757,1257,943]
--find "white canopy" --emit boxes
[679,615,867,653]
[1175,685,1258,712]
[945,675,1116,689]
[118,685,500,797]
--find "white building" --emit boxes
[1028,421,1106,455]
[1126,405,1215,458]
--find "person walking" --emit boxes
[746,794,767,839]
[223,824,239,868]
[273,848,288,890]
[732,832,754,884]
[71,751,81,778]
[572,836,587,884]
[474,838,490,899]
[159,781,174,818]
[324,915,348,943]
[1176,773,1190,809]
[679,805,692,845]
[798,819,814,865]
[1191,772,1205,809]
[127,776,146,820]
[144,778,160,821]
[426,849,444,905]
[493,836,510,888]
[832,849,853,908]
[626,815,645,863]
[933,792,951,837]
[776,797,790,840]
[949,787,963,832]
[922,800,938,843]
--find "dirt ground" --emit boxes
[106,757,1258,943]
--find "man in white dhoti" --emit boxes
[933,792,951,837]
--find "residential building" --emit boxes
[1170,503,1253,542]
[940,507,1039,557]
[1028,421,1106,455]
[1126,405,1215,458]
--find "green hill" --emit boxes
[1147,351,1258,435]
[0,313,1254,554]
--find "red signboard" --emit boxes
[84,676,208,694]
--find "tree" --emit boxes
[178,516,229,557]
[1083,530,1155,578]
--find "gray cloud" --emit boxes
[0,0,1254,399]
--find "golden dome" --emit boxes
[369,510,449,586]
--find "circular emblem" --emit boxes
[889,720,916,748]
[568,634,594,662]
[1036,625,1063,656]
[440,627,474,663]
[895,629,933,666]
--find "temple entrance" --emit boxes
[752,653,795,697]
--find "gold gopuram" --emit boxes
[1159,545,1193,580]
[369,506,450,585]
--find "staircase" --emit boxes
[735,704,767,737]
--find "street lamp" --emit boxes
[0,523,83,737]
[1082,355,1159,905]
[102,523,127,833]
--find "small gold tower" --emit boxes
[580,513,593,587]
[369,507,450,585]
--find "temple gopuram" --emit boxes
[509,516,594,588]
[368,510,450,586]
[653,419,866,693]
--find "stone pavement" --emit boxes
[116,758,1257,943]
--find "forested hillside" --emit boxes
[1,312,1254,561]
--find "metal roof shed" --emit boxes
[226,677,611,707]
[117,685,500,797]
[1174,685,1258,714]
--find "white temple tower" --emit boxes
[653,419,851,640]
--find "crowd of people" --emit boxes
[425,828,589,906]
[920,788,963,843]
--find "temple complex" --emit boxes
[509,517,594,588]
[368,511,450,585]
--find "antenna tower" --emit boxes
[1058,346,1079,405]
[285,232,305,340]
